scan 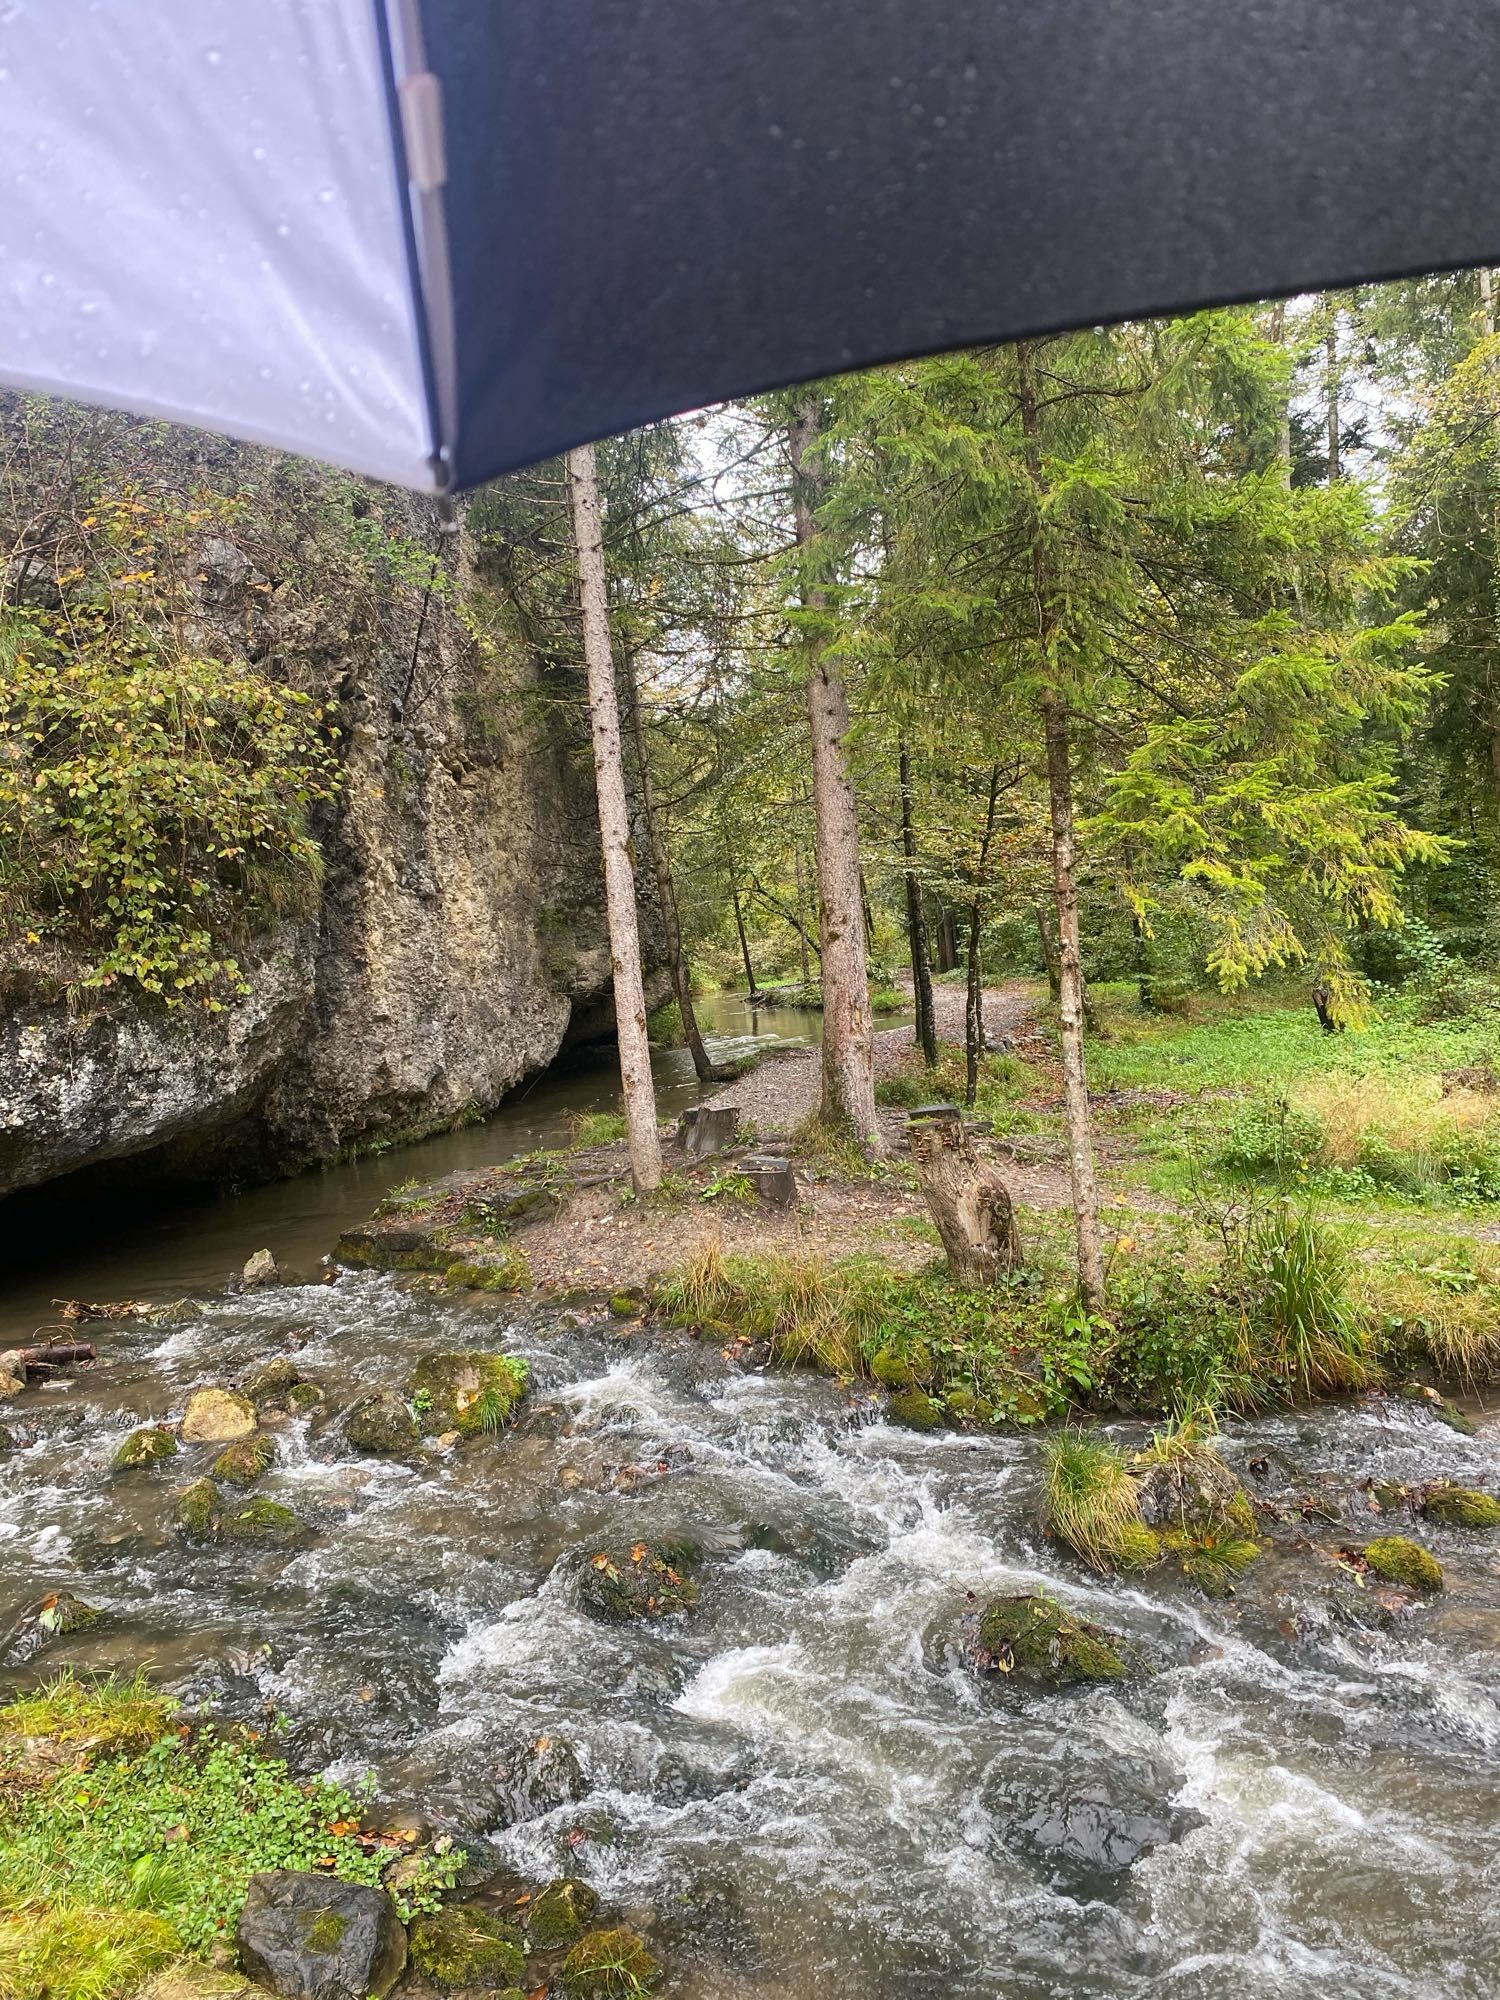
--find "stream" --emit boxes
[3,1001,1500,1996]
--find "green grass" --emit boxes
[569,1110,628,1148]
[1040,1430,1158,1571]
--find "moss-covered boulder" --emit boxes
[210,1434,275,1487]
[1399,1382,1477,1434]
[172,1478,223,1542]
[0,1590,103,1667]
[870,1344,930,1390]
[409,1906,526,1988]
[561,1927,661,1997]
[578,1544,699,1621]
[1422,1483,1500,1530]
[444,1252,530,1293]
[1364,1535,1444,1592]
[971,1593,1127,1685]
[407,1351,530,1437]
[245,1359,323,1418]
[180,1386,257,1444]
[344,1388,419,1456]
[527,1877,599,1949]
[222,1498,312,1548]
[112,1426,179,1472]
[887,1387,945,1431]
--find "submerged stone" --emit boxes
[409,1906,526,1989]
[560,1927,661,1997]
[222,1498,312,1549]
[576,1544,699,1621]
[0,1590,103,1667]
[1422,1483,1500,1530]
[981,1744,1203,1898]
[343,1389,419,1456]
[211,1434,275,1487]
[112,1426,179,1472]
[527,1877,599,1949]
[237,1870,406,2000]
[407,1351,530,1437]
[246,1359,323,1419]
[181,1386,258,1444]
[971,1593,1127,1685]
[1399,1382,1477,1435]
[1364,1536,1444,1592]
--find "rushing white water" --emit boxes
[3,1273,1499,1997]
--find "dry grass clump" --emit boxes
[656,1240,890,1375]
[1358,1251,1500,1387]
[1292,1074,1500,1197]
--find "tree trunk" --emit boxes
[788,401,881,1149]
[1267,299,1293,486]
[622,648,715,1084]
[730,878,759,999]
[908,1106,1023,1287]
[1035,901,1062,1002]
[899,739,938,1066]
[793,840,812,987]
[1325,319,1341,484]
[1016,341,1106,1312]
[567,443,663,1192]
[964,903,984,1107]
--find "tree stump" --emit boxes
[907,1104,1023,1288]
[678,1105,741,1158]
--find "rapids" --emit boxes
[3,1270,1499,1998]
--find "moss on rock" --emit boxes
[113,1426,179,1472]
[1399,1382,1477,1435]
[407,1351,530,1437]
[561,1926,661,1997]
[1364,1535,1444,1592]
[870,1344,928,1390]
[344,1388,419,1456]
[210,1434,274,1487]
[1422,1483,1500,1530]
[409,1906,526,1988]
[527,1877,599,1949]
[172,1478,223,1542]
[578,1544,699,1621]
[222,1499,312,1548]
[974,1592,1128,1684]
[887,1387,945,1431]
[443,1251,531,1294]
[180,1387,258,1444]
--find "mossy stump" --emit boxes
[409,1905,526,1988]
[1364,1536,1444,1592]
[560,1926,661,1997]
[972,1593,1127,1685]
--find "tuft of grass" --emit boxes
[569,1110,628,1149]
[0,1900,182,2000]
[1041,1430,1158,1572]
[1239,1202,1373,1395]
[0,1673,178,1762]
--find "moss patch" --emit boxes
[443,1251,531,1293]
[171,1479,222,1542]
[1364,1535,1444,1592]
[561,1926,661,1997]
[1422,1483,1500,1530]
[973,1593,1128,1684]
[209,1435,274,1488]
[221,1499,311,1549]
[407,1352,530,1437]
[887,1387,945,1431]
[112,1427,179,1472]
[344,1389,419,1456]
[409,1906,526,1988]
[527,1878,599,1949]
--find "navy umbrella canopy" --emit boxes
[3,0,1499,492]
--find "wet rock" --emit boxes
[113,1426,180,1472]
[869,1345,927,1390]
[0,1590,103,1666]
[181,1386,258,1444]
[1399,1381,1477,1435]
[409,1906,526,1988]
[343,1389,419,1456]
[0,1422,13,1453]
[491,1733,588,1825]
[527,1878,599,1949]
[1363,1535,1444,1592]
[560,1927,661,1997]
[886,1387,945,1431]
[242,1248,281,1289]
[0,1350,24,1399]
[246,1359,323,1419]
[1422,1483,1500,1530]
[406,1351,529,1437]
[173,1478,224,1542]
[576,1544,699,1621]
[211,1435,276,1487]
[222,1498,313,1549]
[981,1745,1202,1898]
[968,1593,1128,1685]
[386,1730,587,1836]
[236,1870,406,1999]
[1131,1446,1246,1531]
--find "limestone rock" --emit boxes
[181,1387,258,1443]
[211,1435,275,1487]
[0,1590,103,1666]
[0,1351,25,1400]
[241,1248,280,1288]
[236,1871,406,2000]
[344,1389,419,1456]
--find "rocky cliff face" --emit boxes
[0,429,646,1198]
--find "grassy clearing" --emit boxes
[0,1673,460,1999]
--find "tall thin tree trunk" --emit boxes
[792,839,812,987]
[964,903,984,1107]
[1016,341,1105,1312]
[1267,299,1293,486]
[1325,318,1341,484]
[899,739,938,1066]
[1035,902,1062,1003]
[788,401,881,1149]
[567,443,662,1192]
[730,876,759,999]
[622,648,715,1084]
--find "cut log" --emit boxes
[678,1105,741,1158]
[907,1104,1022,1288]
[16,1342,97,1371]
